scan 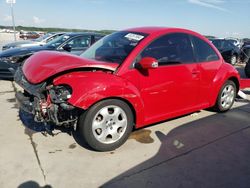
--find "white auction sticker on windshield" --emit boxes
[125,33,144,41]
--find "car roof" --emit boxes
[125,27,170,34]
[124,27,203,37]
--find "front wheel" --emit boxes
[77,99,134,151]
[214,80,236,112]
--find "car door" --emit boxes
[136,33,200,123]
[190,35,221,106]
[60,36,91,55]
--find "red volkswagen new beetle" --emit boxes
[15,27,240,151]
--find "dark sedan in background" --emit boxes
[2,32,65,51]
[0,32,104,79]
[211,39,241,65]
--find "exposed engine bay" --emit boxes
[14,68,80,128]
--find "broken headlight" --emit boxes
[0,56,20,64]
[49,85,72,103]
[0,54,31,64]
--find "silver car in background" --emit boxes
[2,32,65,51]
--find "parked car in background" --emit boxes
[242,39,250,47]
[15,27,240,151]
[240,44,250,63]
[245,59,250,78]
[0,32,104,79]
[225,38,242,48]
[20,31,40,40]
[244,45,250,78]
[211,39,241,65]
[2,32,65,51]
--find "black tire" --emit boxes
[230,55,237,65]
[214,80,236,112]
[77,99,134,151]
[245,61,250,78]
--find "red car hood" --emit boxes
[23,51,119,84]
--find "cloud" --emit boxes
[32,16,45,24]
[187,0,228,12]
[3,15,12,22]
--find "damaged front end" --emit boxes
[14,68,80,130]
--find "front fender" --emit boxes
[53,71,145,126]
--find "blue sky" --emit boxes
[0,0,249,38]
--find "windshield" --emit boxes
[81,31,147,64]
[45,34,70,48]
[34,33,52,42]
[227,39,237,44]
[211,40,223,49]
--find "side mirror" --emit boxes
[138,57,158,69]
[62,44,72,52]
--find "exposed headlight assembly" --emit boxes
[0,54,30,64]
[2,46,14,50]
[49,85,72,103]
[0,56,20,64]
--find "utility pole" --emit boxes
[6,0,16,41]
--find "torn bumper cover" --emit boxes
[15,91,34,114]
[14,67,46,116]
[14,68,79,127]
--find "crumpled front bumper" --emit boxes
[15,91,34,114]
[14,67,46,116]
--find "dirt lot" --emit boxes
[0,33,18,51]
[0,36,250,188]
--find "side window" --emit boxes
[191,36,219,62]
[67,36,91,49]
[140,33,195,65]
[46,34,60,43]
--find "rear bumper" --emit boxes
[240,79,250,89]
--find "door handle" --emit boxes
[192,70,200,75]
[191,70,200,79]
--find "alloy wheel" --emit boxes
[220,84,235,109]
[92,105,128,144]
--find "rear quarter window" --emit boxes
[191,36,219,62]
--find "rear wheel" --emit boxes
[214,80,236,112]
[78,99,134,151]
